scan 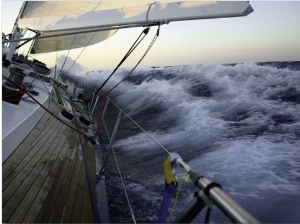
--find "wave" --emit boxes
[63,61,300,222]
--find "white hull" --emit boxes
[2,68,52,162]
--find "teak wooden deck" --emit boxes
[2,101,97,223]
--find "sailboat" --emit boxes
[2,1,258,223]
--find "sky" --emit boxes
[1,1,300,71]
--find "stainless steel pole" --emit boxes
[189,170,259,223]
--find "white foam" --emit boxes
[188,136,300,197]
[65,61,300,201]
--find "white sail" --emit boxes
[17,1,253,53]
[31,29,117,54]
[19,1,253,31]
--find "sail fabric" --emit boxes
[30,29,117,54]
[18,1,253,53]
[18,1,253,32]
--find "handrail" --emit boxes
[94,95,259,223]
[187,170,259,223]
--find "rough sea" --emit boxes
[64,62,300,223]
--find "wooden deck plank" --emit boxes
[30,113,59,146]
[6,127,67,223]
[2,117,64,206]
[70,162,86,223]
[60,148,83,223]
[2,114,60,186]
[22,140,70,223]
[82,176,95,223]
[2,120,66,222]
[2,114,56,182]
[2,105,58,192]
[86,138,97,190]
[81,137,97,223]
[35,136,75,222]
[2,98,98,223]
[48,141,78,223]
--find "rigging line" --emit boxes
[58,31,78,78]
[3,23,160,43]
[95,26,160,136]
[3,76,87,136]
[54,34,60,79]
[27,72,61,107]
[65,31,97,74]
[167,172,190,223]
[16,32,40,50]
[94,27,150,96]
[108,97,171,155]
[102,119,137,224]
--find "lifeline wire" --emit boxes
[120,107,171,155]
[102,119,137,224]
[102,97,170,155]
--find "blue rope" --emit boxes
[158,184,177,223]
[75,120,101,223]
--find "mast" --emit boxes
[5,1,28,62]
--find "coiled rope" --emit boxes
[2,83,26,102]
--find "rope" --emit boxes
[124,114,170,155]
[2,83,26,102]
[94,27,150,96]
[158,184,177,223]
[66,31,97,75]
[95,26,160,136]
[3,76,86,136]
[102,119,137,223]
[98,97,171,155]
[54,34,59,79]
[57,31,77,78]
[167,172,190,223]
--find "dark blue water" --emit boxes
[65,62,300,223]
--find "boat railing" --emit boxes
[89,95,259,223]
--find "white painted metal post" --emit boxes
[6,31,22,62]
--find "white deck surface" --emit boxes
[2,75,52,162]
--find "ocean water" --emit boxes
[65,62,300,223]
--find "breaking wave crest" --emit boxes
[64,62,300,223]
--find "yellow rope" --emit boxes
[166,172,190,223]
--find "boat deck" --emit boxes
[2,101,97,223]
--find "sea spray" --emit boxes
[63,62,300,222]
